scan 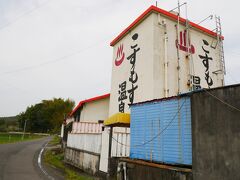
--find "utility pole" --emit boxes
[21,119,28,140]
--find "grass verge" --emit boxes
[0,132,45,144]
[48,135,61,146]
[44,136,93,180]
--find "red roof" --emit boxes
[69,93,110,117]
[110,5,223,46]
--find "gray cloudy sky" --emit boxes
[0,0,239,116]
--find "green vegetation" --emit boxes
[0,132,45,144]
[48,135,61,146]
[18,98,75,134]
[65,168,93,180]
[0,116,19,132]
[44,136,93,180]
[44,149,65,169]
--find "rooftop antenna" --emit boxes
[178,0,181,15]
[215,15,226,75]
[169,2,186,13]
[197,15,213,25]
[155,1,158,7]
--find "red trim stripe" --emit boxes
[110,5,224,46]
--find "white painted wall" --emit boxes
[99,127,130,173]
[67,133,102,154]
[153,12,224,98]
[99,129,109,173]
[80,97,110,122]
[72,122,102,134]
[109,14,155,116]
[111,127,130,157]
[109,12,224,116]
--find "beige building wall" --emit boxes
[80,97,110,123]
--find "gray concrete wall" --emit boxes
[191,84,240,180]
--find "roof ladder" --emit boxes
[215,16,226,75]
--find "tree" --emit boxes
[0,119,6,132]
[18,98,74,133]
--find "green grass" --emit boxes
[0,133,45,144]
[44,137,94,180]
[48,135,61,146]
[44,149,65,169]
[66,168,93,180]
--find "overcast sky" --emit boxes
[0,0,239,116]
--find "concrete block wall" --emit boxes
[191,84,240,180]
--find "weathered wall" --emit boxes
[65,147,100,175]
[117,159,192,180]
[191,84,240,180]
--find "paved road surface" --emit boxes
[0,137,51,180]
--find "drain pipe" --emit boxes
[107,126,113,174]
[123,162,127,180]
[163,20,169,97]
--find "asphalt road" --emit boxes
[0,137,52,180]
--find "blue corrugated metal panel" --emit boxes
[130,97,192,165]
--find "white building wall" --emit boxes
[109,13,155,116]
[153,12,224,97]
[80,97,110,122]
[109,12,224,116]
[67,133,102,154]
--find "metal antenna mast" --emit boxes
[215,16,226,75]
[197,15,213,25]
[176,0,181,95]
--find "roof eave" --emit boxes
[68,93,110,117]
[110,5,224,47]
